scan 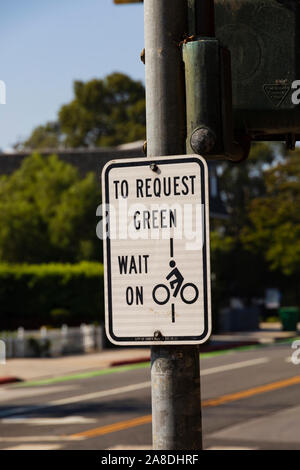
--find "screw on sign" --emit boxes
[102,155,211,346]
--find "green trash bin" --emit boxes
[279,307,299,331]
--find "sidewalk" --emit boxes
[0,348,150,383]
[0,323,298,384]
[208,323,298,348]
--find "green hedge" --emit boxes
[0,262,104,329]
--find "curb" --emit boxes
[0,376,23,386]
[5,336,295,384]
[109,341,260,367]
[110,357,151,367]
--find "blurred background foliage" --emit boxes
[0,262,104,329]
[211,142,300,314]
[2,72,300,329]
[0,153,101,264]
[15,73,146,150]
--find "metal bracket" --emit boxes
[183,38,250,162]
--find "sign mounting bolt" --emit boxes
[154,330,164,340]
[150,163,158,172]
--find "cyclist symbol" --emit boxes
[152,259,199,305]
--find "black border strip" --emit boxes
[104,157,209,343]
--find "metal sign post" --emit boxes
[144,0,204,450]
[111,0,213,450]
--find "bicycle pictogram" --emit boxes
[152,239,199,322]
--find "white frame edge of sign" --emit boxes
[102,154,212,346]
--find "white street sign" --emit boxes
[102,155,211,345]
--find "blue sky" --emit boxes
[0,0,144,150]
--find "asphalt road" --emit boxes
[0,342,300,450]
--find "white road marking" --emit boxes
[0,385,77,403]
[0,381,151,419]
[0,358,270,419]
[206,446,257,451]
[2,416,97,425]
[50,381,152,406]
[3,444,62,451]
[201,357,269,376]
[0,436,84,442]
[107,445,152,450]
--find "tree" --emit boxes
[16,122,61,150]
[217,142,278,238]
[242,151,300,277]
[18,73,146,150]
[209,143,279,304]
[0,153,101,263]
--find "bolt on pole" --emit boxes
[144,0,203,450]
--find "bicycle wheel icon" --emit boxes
[180,283,199,304]
[152,282,199,305]
[152,284,170,305]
